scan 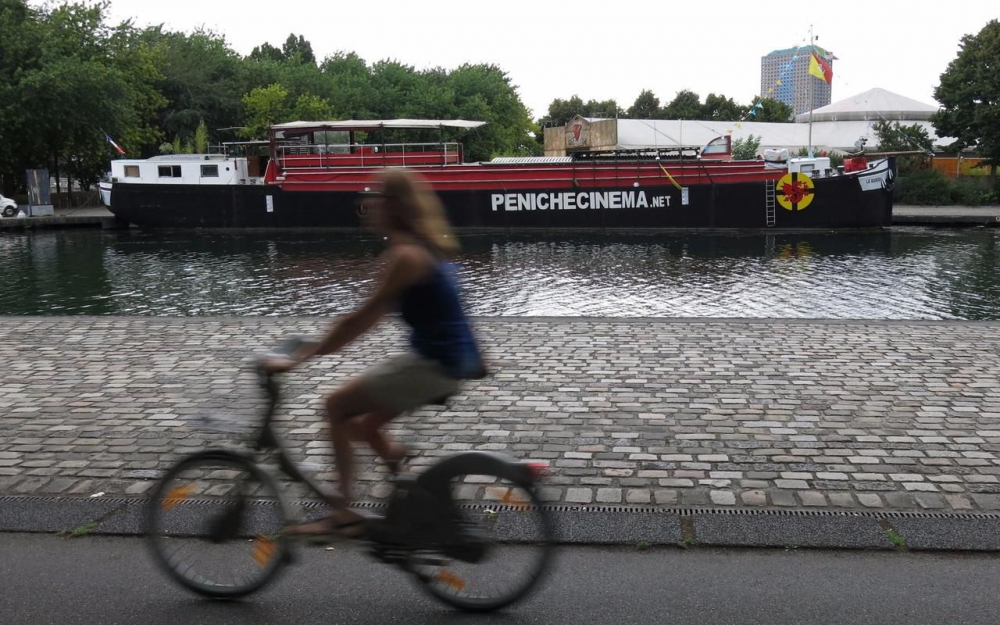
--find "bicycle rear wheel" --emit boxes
[146,450,289,598]
[406,453,554,612]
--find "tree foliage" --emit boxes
[873,120,933,175]
[748,97,794,123]
[731,134,761,160]
[543,89,793,124]
[661,90,703,120]
[0,0,163,191]
[194,119,209,154]
[932,19,1000,181]
[538,96,622,128]
[701,93,744,121]
[0,2,540,192]
[627,90,660,119]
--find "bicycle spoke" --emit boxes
[147,453,287,598]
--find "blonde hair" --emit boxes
[378,169,459,256]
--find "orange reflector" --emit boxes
[502,490,530,510]
[161,483,196,510]
[435,569,466,591]
[252,536,276,567]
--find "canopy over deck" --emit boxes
[271,119,487,137]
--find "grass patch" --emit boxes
[885,528,907,548]
[58,521,99,538]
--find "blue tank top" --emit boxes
[398,260,483,379]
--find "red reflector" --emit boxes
[526,461,550,479]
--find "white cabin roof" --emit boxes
[271,119,487,133]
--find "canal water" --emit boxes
[1,228,998,319]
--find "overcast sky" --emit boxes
[95,0,998,118]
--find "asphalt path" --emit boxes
[4,533,1000,624]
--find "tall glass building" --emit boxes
[761,45,835,116]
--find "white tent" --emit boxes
[795,88,939,123]
[593,88,949,153]
[611,118,945,153]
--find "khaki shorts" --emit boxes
[358,352,461,414]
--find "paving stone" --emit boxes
[827,493,856,508]
[653,489,679,505]
[775,479,808,489]
[971,494,1000,510]
[4,317,1000,515]
[625,489,651,504]
[914,493,947,509]
[857,494,884,508]
[709,491,736,506]
[798,491,827,507]
[768,490,797,507]
[740,490,767,506]
[566,488,593,504]
[596,488,623,504]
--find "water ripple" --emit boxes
[0,228,998,319]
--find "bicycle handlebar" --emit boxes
[255,335,320,401]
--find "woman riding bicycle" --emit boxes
[262,169,484,537]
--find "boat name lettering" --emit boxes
[491,191,670,212]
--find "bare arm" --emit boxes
[279,245,432,368]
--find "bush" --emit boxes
[949,178,984,206]
[898,169,952,205]
[732,134,761,161]
[899,170,999,206]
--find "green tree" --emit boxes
[320,51,376,118]
[873,120,933,175]
[106,23,168,153]
[448,63,539,159]
[538,96,584,128]
[194,118,209,153]
[241,84,289,138]
[149,28,247,151]
[538,95,622,129]
[582,98,622,119]
[748,97,794,122]
[932,19,1000,182]
[290,93,333,121]
[281,34,315,65]
[0,1,165,192]
[873,120,933,151]
[731,134,761,160]
[248,42,283,63]
[702,93,745,121]
[626,89,660,119]
[661,90,702,119]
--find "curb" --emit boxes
[3,495,1000,552]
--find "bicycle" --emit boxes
[145,337,555,612]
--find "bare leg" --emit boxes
[356,412,407,468]
[286,379,395,536]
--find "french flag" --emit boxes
[105,132,126,156]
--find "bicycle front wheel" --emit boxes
[146,450,290,599]
[407,454,555,612]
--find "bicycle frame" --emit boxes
[254,362,345,508]
[251,337,548,551]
